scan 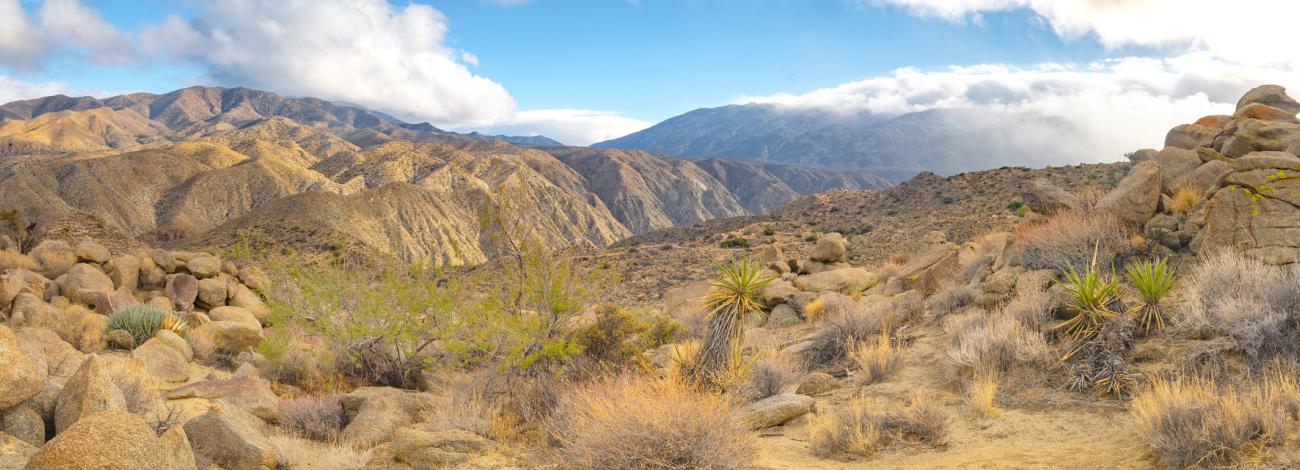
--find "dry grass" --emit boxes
[802,296,827,320]
[0,250,37,270]
[800,297,905,372]
[1180,250,1300,356]
[733,352,800,402]
[278,394,344,442]
[548,375,755,470]
[1014,209,1129,273]
[1002,288,1054,333]
[267,434,371,470]
[926,282,977,317]
[1168,186,1203,215]
[1131,373,1300,469]
[808,394,947,459]
[967,371,999,418]
[944,310,1051,375]
[29,240,75,277]
[850,333,901,384]
[24,304,107,353]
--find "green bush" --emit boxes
[574,304,651,366]
[719,237,750,249]
[762,227,776,236]
[107,305,185,346]
[1124,257,1175,335]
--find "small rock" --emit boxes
[795,372,839,396]
[187,255,222,279]
[769,303,801,327]
[1017,178,1080,215]
[743,393,815,429]
[106,329,136,350]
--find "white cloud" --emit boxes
[465,109,653,146]
[0,76,73,104]
[0,0,135,70]
[740,53,1300,163]
[460,51,480,67]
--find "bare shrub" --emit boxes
[808,394,947,458]
[926,282,977,317]
[549,375,755,470]
[732,353,799,402]
[1132,373,1300,468]
[1015,210,1129,273]
[268,434,371,470]
[1002,288,1054,333]
[850,333,901,384]
[800,297,904,372]
[944,310,1051,375]
[278,395,345,442]
[1180,250,1300,356]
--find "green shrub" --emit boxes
[1055,265,1121,344]
[691,256,772,385]
[719,237,750,249]
[574,304,651,366]
[762,227,776,236]
[1123,257,1175,335]
[107,305,185,346]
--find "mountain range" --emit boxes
[595,104,1091,180]
[0,86,889,265]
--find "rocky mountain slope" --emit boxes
[0,87,887,265]
[595,105,1089,180]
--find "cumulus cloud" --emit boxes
[0,76,73,104]
[467,109,653,146]
[740,53,1300,162]
[0,0,135,70]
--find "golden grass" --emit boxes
[802,296,827,320]
[548,375,755,470]
[0,250,37,270]
[1169,186,1203,215]
[808,393,947,459]
[968,370,999,418]
[851,333,901,384]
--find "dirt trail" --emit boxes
[753,323,1153,469]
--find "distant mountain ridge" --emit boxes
[594,103,1091,180]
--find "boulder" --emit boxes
[1185,159,1233,193]
[758,243,789,274]
[60,263,114,305]
[186,255,221,279]
[1235,103,1300,123]
[1193,152,1300,264]
[74,240,111,264]
[792,268,879,294]
[165,274,199,311]
[159,425,198,470]
[768,303,801,327]
[664,282,711,318]
[1236,84,1300,115]
[150,249,179,273]
[154,329,194,362]
[25,410,170,470]
[137,252,167,290]
[228,284,271,324]
[210,306,261,331]
[166,375,281,424]
[89,287,139,315]
[107,329,136,350]
[1,405,44,447]
[0,326,43,410]
[197,276,229,308]
[794,372,839,396]
[340,387,434,448]
[237,266,270,293]
[743,393,815,429]
[1151,147,1202,193]
[810,233,847,263]
[387,427,491,468]
[29,241,76,278]
[758,278,801,307]
[1097,160,1161,226]
[54,354,125,433]
[14,327,85,382]
[0,434,38,470]
[897,243,961,294]
[192,320,264,353]
[105,254,140,292]
[1017,178,1080,215]
[1165,123,1220,150]
[1213,118,1300,158]
[132,337,190,383]
[184,404,277,470]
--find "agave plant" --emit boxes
[1123,257,1176,335]
[107,305,188,346]
[1054,263,1121,344]
[691,256,774,385]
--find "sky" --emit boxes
[1,0,1299,149]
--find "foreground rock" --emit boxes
[0,434,38,469]
[25,410,172,470]
[185,404,277,470]
[744,393,815,429]
[0,326,43,410]
[54,355,126,433]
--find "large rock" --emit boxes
[897,241,961,293]
[810,233,847,263]
[340,387,434,448]
[197,276,229,308]
[1097,160,1161,226]
[795,372,839,396]
[758,278,801,306]
[89,287,140,315]
[187,255,222,279]
[25,410,170,470]
[1213,118,1300,158]
[54,354,125,433]
[1165,123,1220,150]
[1235,103,1300,123]
[1017,178,1080,215]
[0,434,38,470]
[237,265,270,293]
[137,252,168,290]
[74,240,111,264]
[1,405,44,447]
[150,249,179,273]
[165,273,199,311]
[106,254,140,292]
[1237,84,1300,115]
[192,320,264,354]
[387,427,491,468]
[132,337,190,383]
[1151,147,1202,193]
[60,263,114,305]
[29,241,76,278]
[159,425,198,470]
[166,376,280,424]
[0,326,43,410]
[154,329,194,362]
[1185,159,1233,193]
[792,268,879,294]
[184,404,278,470]
[209,306,261,331]
[664,282,710,318]
[228,284,271,324]
[1193,152,1300,264]
[14,327,84,383]
[743,393,815,429]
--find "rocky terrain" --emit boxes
[595,105,1090,180]
[2,84,1300,470]
[0,87,888,266]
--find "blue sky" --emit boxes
[1,0,1297,148]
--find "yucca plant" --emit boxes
[1054,263,1121,344]
[1123,257,1175,335]
[107,305,188,346]
[691,256,774,386]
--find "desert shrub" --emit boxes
[1132,374,1300,469]
[1002,288,1054,333]
[719,237,750,249]
[851,333,901,384]
[926,282,977,317]
[0,250,38,270]
[762,227,776,236]
[967,371,999,418]
[549,376,755,470]
[107,305,187,346]
[279,395,345,442]
[573,303,655,367]
[1056,265,1122,342]
[1015,210,1128,273]
[257,330,338,391]
[646,312,686,347]
[0,209,39,254]
[808,394,946,458]
[800,298,903,372]
[944,310,1050,375]
[1168,186,1202,215]
[29,240,76,277]
[1180,250,1300,356]
[1124,257,1175,335]
[732,353,799,402]
[267,434,371,470]
[691,256,773,385]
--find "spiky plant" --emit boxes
[691,256,773,386]
[1054,263,1121,344]
[1123,257,1176,335]
[107,305,187,346]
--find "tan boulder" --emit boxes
[154,329,194,362]
[29,241,76,278]
[1151,147,1202,193]
[1237,84,1300,114]
[60,263,114,305]
[794,372,839,396]
[197,276,229,308]
[0,326,44,410]
[14,327,84,384]
[810,232,846,263]
[0,434,38,470]
[160,423,198,470]
[150,249,179,273]
[1097,160,1161,226]
[106,254,140,292]
[166,375,281,424]
[228,284,271,324]
[387,427,491,468]
[137,251,167,290]
[74,240,111,264]
[1164,123,1220,150]
[89,287,140,315]
[237,265,270,293]
[28,410,171,470]
[664,281,711,318]
[1017,178,1080,215]
[743,393,815,429]
[758,278,800,307]
[340,387,434,448]
[1184,159,1233,193]
[184,404,278,470]
[792,268,879,294]
[132,336,190,383]
[1235,102,1299,123]
[186,255,222,279]
[192,319,264,354]
[165,273,199,311]
[1193,152,1300,264]
[54,354,125,433]
[1,405,44,447]
[210,306,261,331]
